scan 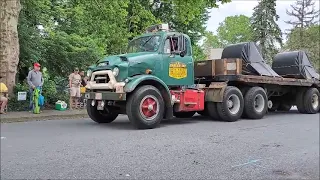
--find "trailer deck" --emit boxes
[194,58,320,87]
[212,74,320,87]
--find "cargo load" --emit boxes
[272,51,320,80]
[221,42,280,77]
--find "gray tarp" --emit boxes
[272,51,320,80]
[221,42,280,77]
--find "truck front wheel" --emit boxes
[216,86,244,122]
[126,85,165,129]
[86,100,118,123]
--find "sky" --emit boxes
[205,0,320,41]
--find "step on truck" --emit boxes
[84,24,320,129]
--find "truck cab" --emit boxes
[84,24,203,129]
[86,24,194,91]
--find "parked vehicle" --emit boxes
[84,24,320,129]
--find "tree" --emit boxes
[251,0,283,64]
[285,0,319,28]
[0,0,21,94]
[285,0,320,48]
[217,15,254,46]
[284,25,320,71]
[202,31,222,57]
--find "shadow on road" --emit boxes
[68,109,314,130]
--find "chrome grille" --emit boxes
[94,75,110,83]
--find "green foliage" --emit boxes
[217,15,254,46]
[284,25,320,70]
[251,0,283,64]
[203,31,223,51]
[8,82,30,111]
[192,45,207,61]
[41,32,103,77]
[14,0,233,111]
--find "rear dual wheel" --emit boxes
[243,87,268,119]
[207,86,244,122]
[296,88,320,114]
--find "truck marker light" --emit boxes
[146,69,152,74]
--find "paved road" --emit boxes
[1,110,319,179]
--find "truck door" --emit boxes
[161,35,194,86]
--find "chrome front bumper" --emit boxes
[85,70,125,93]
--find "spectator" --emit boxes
[0,77,8,114]
[69,67,81,109]
[27,63,44,111]
[79,71,88,87]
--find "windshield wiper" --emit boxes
[141,36,153,47]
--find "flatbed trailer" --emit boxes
[191,58,320,122]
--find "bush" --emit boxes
[8,82,30,111]
[8,78,71,111]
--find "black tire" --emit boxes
[216,86,244,122]
[206,102,221,120]
[277,103,292,111]
[126,85,165,129]
[296,88,307,113]
[268,100,280,112]
[86,100,118,123]
[197,110,208,116]
[303,88,320,114]
[174,111,196,118]
[197,102,210,116]
[243,87,268,119]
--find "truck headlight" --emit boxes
[87,69,92,77]
[113,67,119,77]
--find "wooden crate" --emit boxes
[194,59,217,77]
[215,58,242,75]
[194,58,242,78]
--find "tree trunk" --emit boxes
[0,0,21,94]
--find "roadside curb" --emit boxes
[1,112,89,123]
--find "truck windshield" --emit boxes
[127,35,161,53]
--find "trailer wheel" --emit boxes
[216,86,244,122]
[303,88,320,114]
[243,87,267,119]
[174,111,196,118]
[126,85,165,129]
[206,102,220,120]
[87,100,118,123]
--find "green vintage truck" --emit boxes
[84,24,320,129]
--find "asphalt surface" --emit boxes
[1,110,319,179]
